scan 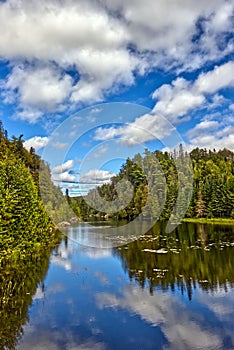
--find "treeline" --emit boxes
[0,121,62,263]
[70,146,234,221]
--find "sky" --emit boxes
[0,0,233,194]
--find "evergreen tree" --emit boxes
[61,143,234,222]
[195,191,207,218]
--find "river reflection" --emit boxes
[2,222,234,350]
[0,249,53,350]
[115,222,234,299]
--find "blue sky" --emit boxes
[0,0,233,194]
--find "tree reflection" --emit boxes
[114,222,234,300]
[0,248,55,350]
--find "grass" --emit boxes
[182,217,234,225]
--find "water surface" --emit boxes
[2,222,234,350]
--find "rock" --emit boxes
[57,221,71,227]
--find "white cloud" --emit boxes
[94,126,120,141]
[0,0,136,109]
[195,61,234,94]
[52,171,76,182]
[217,125,234,138]
[119,113,174,146]
[210,2,234,32]
[152,61,234,123]
[102,0,234,71]
[23,136,49,151]
[186,120,219,138]
[91,108,103,114]
[0,0,233,119]
[52,160,75,174]
[83,59,234,149]
[102,0,215,51]
[70,49,137,103]
[207,94,227,110]
[152,78,205,123]
[79,169,115,184]
[2,63,73,121]
[0,0,126,59]
[14,109,43,124]
[189,133,234,152]
[94,112,174,146]
[187,118,234,151]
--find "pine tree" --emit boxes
[195,191,207,218]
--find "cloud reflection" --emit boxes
[17,330,106,350]
[96,285,223,350]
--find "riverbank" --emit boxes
[182,217,234,225]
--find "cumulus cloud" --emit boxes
[189,133,234,152]
[52,171,76,182]
[187,117,234,151]
[79,169,115,184]
[0,0,126,59]
[93,60,234,147]
[2,63,73,122]
[0,0,233,121]
[186,120,220,139]
[0,0,137,113]
[51,253,72,271]
[152,78,205,123]
[70,49,137,103]
[94,112,174,146]
[14,109,44,124]
[51,160,77,183]
[102,0,234,71]
[195,61,234,94]
[52,160,75,174]
[152,61,234,122]
[23,136,49,151]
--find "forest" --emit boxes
[70,146,234,221]
[1,117,234,264]
[0,121,63,263]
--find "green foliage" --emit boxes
[39,161,75,225]
[71,146,234,222]
[0,121,61,263]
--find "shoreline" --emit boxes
[182,217,234,225]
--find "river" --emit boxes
[1,222,234,350]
